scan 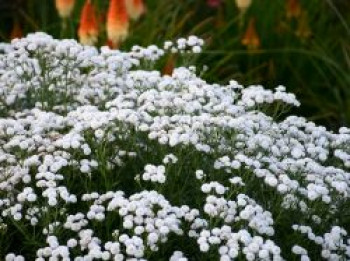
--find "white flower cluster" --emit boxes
[292,225,350,260]
[238,85,300,108]
[169,251,188,261]
[131,45,164,61]
[142,164,166,183]
[202,194,274,236]
[163,154,178,165]
[164,35,204,54]
[196,226,282,261]
[0,33,349,260]
[0,43,12,54]
[5,254,25,261]
[291,245,310,261]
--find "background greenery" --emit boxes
[0,0,349,129]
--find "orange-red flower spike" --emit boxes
[78,0,99,46]
[107,0,129,49]
[286,0,302,19]
[241,18,260,50]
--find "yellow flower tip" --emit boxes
[241,18,260,50]
[286,0,302,19]
[125,0,146,21]
[107,0,130,48]
[55,0,76,19]
[78,0,99,46]
[235,0,252,12]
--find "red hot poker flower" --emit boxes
[78,0,99,46]
[241,18,260,50]
[107,0,129,48]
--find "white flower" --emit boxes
[201,184,211,193]
[292,245,308,255]
[195,170,205,180]
[199,243,210,252]
[67,238,77,248]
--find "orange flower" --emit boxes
[107,0,129,48]
[286,0,302,19]
[125,0,145,20]
[55,0,75,18]
[241,18,260,50]
[78,0,99,46]
[10,21,23,40]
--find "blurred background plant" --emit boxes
[0,0,349,129]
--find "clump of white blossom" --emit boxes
[0,33,349,260]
